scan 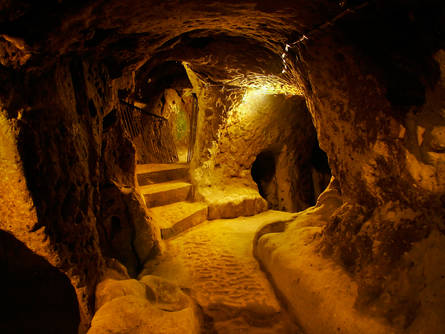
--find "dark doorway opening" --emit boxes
[251,150,276,199]
[251,141,331,212]
[0,231,80,334]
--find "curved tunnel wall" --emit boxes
[0,1,444,333]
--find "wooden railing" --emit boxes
[118,100,178,163]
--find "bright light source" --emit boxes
[235,86,276,120]
[230,74,303,96]
[226,74,304,123]
[242,85,274,102]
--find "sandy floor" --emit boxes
[147,210,300,333]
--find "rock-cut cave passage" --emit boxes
[1,1,445,333]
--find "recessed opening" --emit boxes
[0,231,80,334]
[229,88,332,212]
[118,61,198,164]
[251,150,276,199]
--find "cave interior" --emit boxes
[0,0,444,333]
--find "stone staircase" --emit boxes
[136,163,208,239]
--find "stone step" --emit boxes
[148,201,208,239]
[140,181,192,207]
[136,163,189,186]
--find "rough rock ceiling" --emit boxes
[1,0,345,84]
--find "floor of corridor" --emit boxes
[147,210,300,334]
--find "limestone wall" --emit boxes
[0,59,162,331]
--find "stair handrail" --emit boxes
[118,99,177,163]
[119,100,168,121]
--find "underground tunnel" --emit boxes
[0,0,444,333]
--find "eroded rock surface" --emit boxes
[255,179,445,334]
[0,58,162,330]
[291,23,445,328]
[188,69,330,216]
[100,120,161,276]
[89,268,200,334]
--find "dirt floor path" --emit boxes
[147,210,300,333]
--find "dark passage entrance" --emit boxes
[251,150,276,199]
[251,142,331,212]
[0,231,80,334]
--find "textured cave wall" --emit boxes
[289,6,445,330]
[99,111,161,277]
[187,62,330,213]
[186,66,241,182]
[5,59,108,331]
[201,91,329,211]
[0,107,86,330]
[131,62,196,164]
[121,107,179,165]
[0,0,338,74]
[226,93,330,211]
[0,57,162,330]
[184,68,269,218]
[185,59,329,211]
[138,87,194,163]
[162,88,193,162]
[0,0,444,332]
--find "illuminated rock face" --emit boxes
[0,59,162,330]
[88,268,200,334]
[191,90,330,212]
[0,1,444,333]
[184,71,330,215]
[291,32,445,331]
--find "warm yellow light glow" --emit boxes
[224,73,304,124]
[241,86,273,103]
[228,73,304,96]
[231,86,274,121]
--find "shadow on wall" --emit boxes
[310,143,332,200]
[0,231,80,334]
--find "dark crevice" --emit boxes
[251,150,276,199]
[0,230,80,334]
